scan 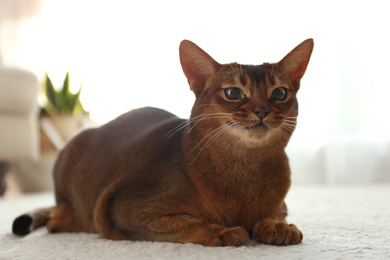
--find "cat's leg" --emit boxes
[95,205,249,246]
[252,218,303,245]
[46,204,79,233]
[93,176,249,246]
[46,200,94,234]
[145,214,250,247]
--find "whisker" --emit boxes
[284,116,305,122]
[281,124,295,132]
[166,113,231,137]
[191,123,232,162]
[230,63,243,79]
[190,124,226,153]
[165,120,191,137]
[282,127,295,133]
[274,70,287,81]
[186,113,231,133]
[230,63,238,75]
[282,122,296,128]
[278,128,289,141]
[284,120,297,124]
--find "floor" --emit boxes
[1,185,389,259]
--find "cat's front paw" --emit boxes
[253,220,302,246]
[218,226,250,247]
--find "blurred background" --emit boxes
[0,0,389,195]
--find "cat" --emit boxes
[12,39,313,247]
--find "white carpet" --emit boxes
[1,185,389,260]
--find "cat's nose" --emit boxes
[253,106,270,119]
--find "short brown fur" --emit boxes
[13,39,314,246]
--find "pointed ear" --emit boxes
[179,40,221,97]
[277,39,314,90]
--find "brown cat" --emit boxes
[13,39,313,247]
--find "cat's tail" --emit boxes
[12,207,55,236]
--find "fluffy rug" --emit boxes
[1,185,389,260]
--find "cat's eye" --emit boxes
[225,88,245,100]
[271,87,287,101]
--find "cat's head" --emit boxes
[179,39,313,146]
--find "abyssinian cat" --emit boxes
[13,39,313,247]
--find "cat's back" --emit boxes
[102,106,179,137]
[55,107,185,182]
[66,106,182,156]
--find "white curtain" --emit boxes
[0,0,42,63]
[1,0,389,184]
[289,34,390,184]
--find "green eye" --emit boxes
[271,87,287,101]
[225,88,245,100]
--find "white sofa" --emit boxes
[0,65,39,195]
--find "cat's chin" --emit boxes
[228,122,269,132]
[244,123,269,131]
[227,122,272,143]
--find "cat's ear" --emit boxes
[277,39,314,91]
[179,40,221,97]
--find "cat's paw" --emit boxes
[189,226,249,247]
[218,226,250,247]
[253,220,302,246]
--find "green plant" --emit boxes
[40,72,87,116]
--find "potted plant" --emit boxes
[39,72,89,154]
[14,72,93,192]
